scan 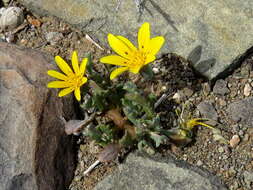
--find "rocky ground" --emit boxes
[0,1,253,190]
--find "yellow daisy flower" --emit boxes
[47,51,88,101]
[100,22,165,80]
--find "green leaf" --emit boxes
[140,64,154,80]
[137,140,155,155]
[149,132,168,147]
[80,96,93,109]
[86,53,93,74]
[122,81,138,93]
[119,131,136,147]
[122,82,155,124]
[86,124,119,146]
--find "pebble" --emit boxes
[238,130,244,137]
[222,155,228,160]
[202,82,211,96]
[218,99,227,107]
[196,160,203,166]
[20,38,28,45]
[243,83,251,97]
[213,79,230,96]
[229,135,240,148]
[172,92,181,103]
[5,33,15,43]
[45,31,63,45]
[0,7,24,30]
[80,160,85,171]
[232,124,240,133]
[182,87,194,97]
[88,141,100,154]
[230,181,239,190]
[80,144,86,152]
[218,147,224,153]
[230,90,237,98]
[224,145,231,155]
[197,101,218,121]
[243,171,253,188]
[152,67,159,74]
[243,134,249,141]
[74,175,82,182]
[240,65,250,77]
[161,86,167,91]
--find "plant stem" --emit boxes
[154,93,172,109]
[83,160,101,176]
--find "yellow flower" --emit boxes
[100,22,165,80]
[47,51,88,101]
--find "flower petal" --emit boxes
[147,36,165,55]
[55,56,73,76]
[47,81,72,88]
[81,77,88,85]
[129,65,142,74]
[116,35,137,51]
[110,67,129,80]
[145,54,156,65]
[58,86,75,97]
[138,22,150,51]
[108,33,133,59]
[71,51,79,74]
[47,70,68,80]
[80,58,88,75]
[100,55,128,66]
[74,88,81,101]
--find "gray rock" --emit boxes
[19,0,253,80]
[0,7,24,29]
[0,42,76,190]
[227,97,253,127]
[213,79,230,96]
[94,152,227,190]
[197,101,218,121]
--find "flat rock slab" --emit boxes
[20,0,253,80]
[94,152,227,190]
[0,42,76,190]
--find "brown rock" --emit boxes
[229,135,240,148]
[243,83,252,97]
[0,42,76,190]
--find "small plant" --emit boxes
[168,103,228,146]
[47,22,227,173]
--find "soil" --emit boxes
[1,1,253,190]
